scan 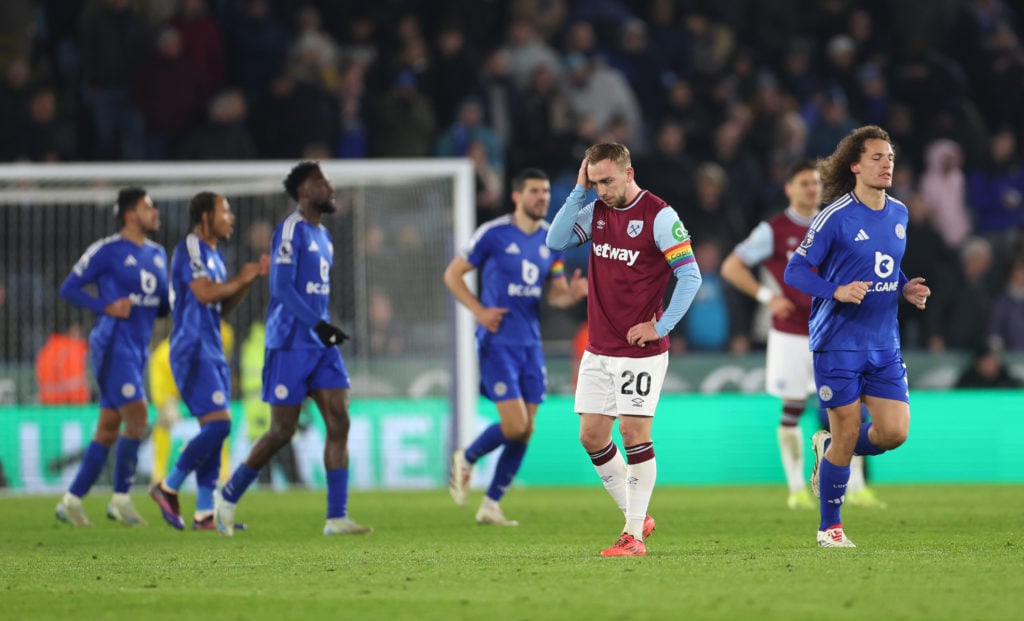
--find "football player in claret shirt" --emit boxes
[547,143,702,557]
[57,187,169,527]
[785,125,930,547]
[149,191,268,531]
[445,168,587,526]
[215,162,371,536]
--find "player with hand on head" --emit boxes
[56,187,169,527]
[150,191,269,531]
[547,143,702,556]
[445,168,587,526]
[785,125,930,547]
[215,161,370,536]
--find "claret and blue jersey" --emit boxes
[795,192,909,352]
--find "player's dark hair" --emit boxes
[189,191,219,226]
[511,168,549,192]
[114,187,148,227]
[818,125,893,204]
[585,142,632,169]
[284,161,321,201]
[787,159,819,181]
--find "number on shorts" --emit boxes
[620,370,652,396]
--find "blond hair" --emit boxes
[585,142,632,169]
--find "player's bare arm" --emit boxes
[547,268,588,309]
[721,251,795,319]
[833,281,871,304]
[902,277,930,310]
[443,255,508,333]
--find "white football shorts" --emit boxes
[765,328,815,400]
[574,350,669,417]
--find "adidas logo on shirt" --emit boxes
[124,255,137,266]
[505,243,520,254]
[308,240,320,252]
[854,229,870,242]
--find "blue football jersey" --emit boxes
[169,233,227,362]
[462,215,564,345]
[796,192,909,351]
[265,211,334,350]
[61,234,169,360]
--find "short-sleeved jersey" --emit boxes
[169,233,226,362]
[733,207,815,335]
[265,211,334,350]
[461,215,564,345]
[795,192,909,351]
[64,234,169,360]
[570,190,694,357]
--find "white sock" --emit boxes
[777,425,805,493]
[63,492,82,505]
[848,455,866,493]
[592,448,628,515]
[625,457,657,540]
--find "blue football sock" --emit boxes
[165,420,231,492]
[818,457,850,530]
[222,464,259,503]
[326,467,349,519]
[68,441,111,498]
[464,423,507,463]
[112,436,141,494]
[854,422,885,456]
[194,447,221,513]
[486,440,527,502]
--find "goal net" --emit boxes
[0,160,477,491]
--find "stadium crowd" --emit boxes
[1,0,1023,355]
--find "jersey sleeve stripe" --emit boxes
[72,234,119,275]
[664,240,695,269]
[281,211,301,243]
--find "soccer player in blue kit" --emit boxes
[56,187,169,527]
[215,162,371,536]
[150,192,269,530]
[785,126,931,547]
[444,168,587,526]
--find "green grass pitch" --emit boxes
[2,485,1021,621]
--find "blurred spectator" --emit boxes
[334,60,368,158]
[672,238,729,353]
[919,139,971,249]
[169,0,225,100]
[430,22,479,129]
[805,87,858,159]
[36,318,90,404]
[436,97,504,171]
[684,10,735,81]
[989,254,1024,350]
[366,286,408,356]
[14,87,77,161]
[612,17,667,123]
[368,69,435,157]
[955,341,1023,388]
[685,161,747,249]
[469,140,503,221]
[476,48,523,148]
[966,127,1024,256]
[337,14,377,69]
[936,236,997,351]
[710,118,762,224]
[222,0,290,95]
[131,27,207,159]
[511,0,568,42]
[510,63,573,174]
[563,52,644,151]
[178,87,256,160]
[854,62,889,127]
[287,4,341,91]
[0,59,32,160]
[79,0,148,160]
[501,18,561,90]
[635,119,694,211]
[899,192,961,351]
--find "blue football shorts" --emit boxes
[813,348,909,409]
[171,355,231,417]
[478,342,547,404]
[262,347,350,405]
[92,345,147,409]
